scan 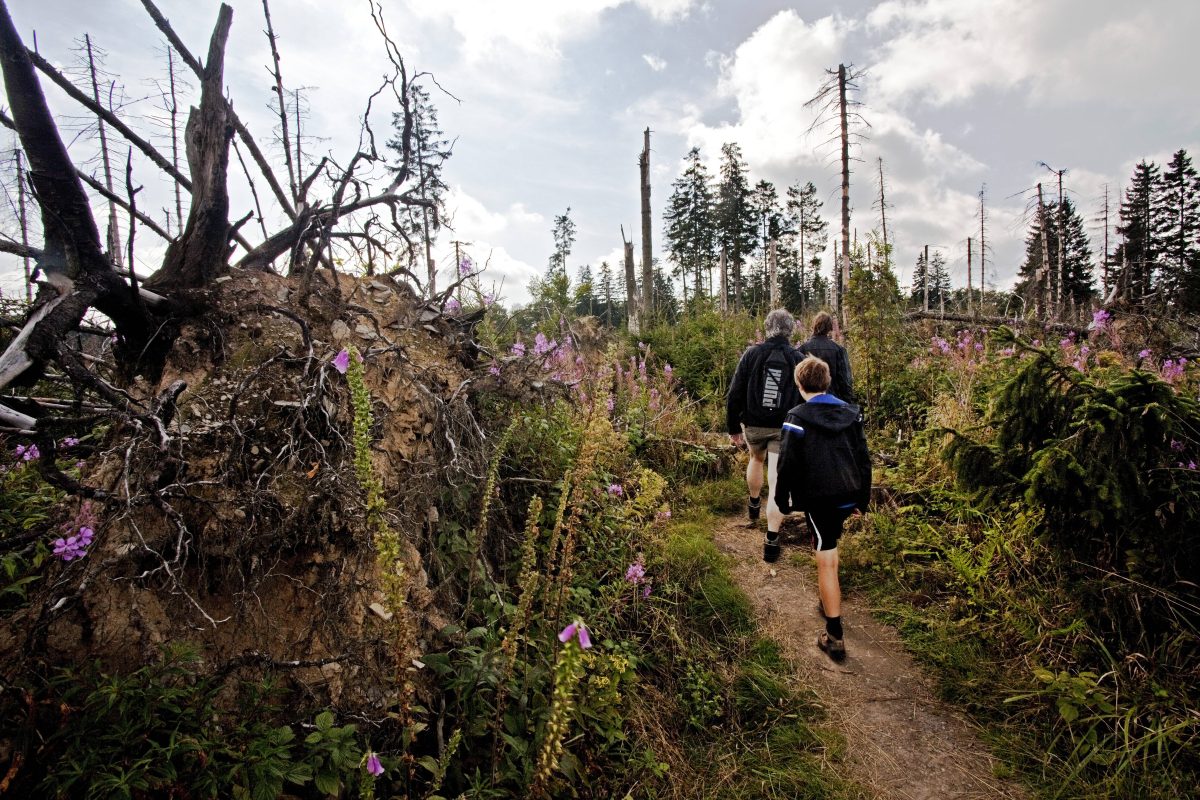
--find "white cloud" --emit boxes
[866,0,1200,107]
[439,187,545,304]
[642,54,668,72]
[684,11,853,168]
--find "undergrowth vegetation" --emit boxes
[843,314,1200,799]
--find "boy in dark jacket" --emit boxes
[773,356,871,662]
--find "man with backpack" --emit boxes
[773,355,871,662]
[726,309,802,549]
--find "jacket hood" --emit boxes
[792,397,861,433]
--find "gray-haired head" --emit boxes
[763,308,795,339]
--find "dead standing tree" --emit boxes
[806,63,869,329]
[638,127,653,326]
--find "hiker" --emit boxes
[726,308,803,548]
[774,355,871,662]
[797,311,856,403]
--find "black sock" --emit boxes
[748,496,761,508]
[826,616,843,640]
[766,530,779,543]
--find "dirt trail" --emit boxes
[713,516,1027,800]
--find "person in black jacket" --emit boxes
[726,309,802,542]
[773,355,871,662]
[797,311,855,403]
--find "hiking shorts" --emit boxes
[742,425,782,456]
[805,507,855,552]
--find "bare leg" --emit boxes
[815,548,841,620]
[765,450,782,534]
[746,450,765,499]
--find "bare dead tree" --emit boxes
[1040,161,1068,318]
[1037,182,1052,320]
[639,128,652,325]
[83,34,123,267]
[166,46,183,232]
[621,224,638,334]
[15,149,31,300]
[0,0,152,414]
[875,156,891,272]
[806,63,869,328]
[261,0,297,204]
[979,184,988,306]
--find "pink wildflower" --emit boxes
[332,349,351,374]
[366,752,384,777]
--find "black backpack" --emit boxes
[747,341,799,424]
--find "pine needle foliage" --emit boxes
[945,327,1200,637]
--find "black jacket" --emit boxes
[726,336,802,434]
[774,395,871,513]
[797,334,855,403]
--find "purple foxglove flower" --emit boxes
[62,437,80,448]
[558,621,578,643]
[483,293,495,307]
[1170,440,1185,452]
[607,483,623,496]
[642,582,652,599]
[1189,461,1197,470]
[625,562,646,583]
[1139,349,1152,359]
[366,752,384,777]
[605,396,615,413]
[577,624,592,649]
[78,526,95,546]
[664,364,673,379]
[511,341,526,357]
[332,349,351,374]
[488,363,501,376]
[446,297,462,313]
[459,256,473,277]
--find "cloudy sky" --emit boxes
[2,0,1198,306]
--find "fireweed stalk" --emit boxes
[548,411,605,627]
[531,621,592,796]
[338,347,405,609]
[468,421,516,588]
[491,496,544,773]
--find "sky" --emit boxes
[1,0,1198,307]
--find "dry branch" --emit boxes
[139,0,297,221]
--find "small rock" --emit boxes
[411,658,425,670]
[330,320,351,343]
[368,602,394,622]
[769,569,778,578]
[214,275,233,284]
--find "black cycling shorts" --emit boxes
[805,507,854,552]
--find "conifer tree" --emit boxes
[714,142,756,310]
[663,146,716,305]
[784,181,828,315]
[1018,198,1095,310]
[748,179,787,310]
[1115,160,1161,303]
[388,85,451,289]
[1156,149,1200,311]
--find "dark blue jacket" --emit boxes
[774,394,871,513]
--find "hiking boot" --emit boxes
[763,535,781,563]
[817,631,846,662]
[747,496,761,523]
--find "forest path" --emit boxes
[712,516,1028,800]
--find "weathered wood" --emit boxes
[639,128,653,323]
[153,4,234,289]
[622,226,638,335]
[139,0,296,222]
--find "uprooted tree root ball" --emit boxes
[0,269,490,712]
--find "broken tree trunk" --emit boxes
[768,238,778,308]
[622,227,638,335]
[152,4,234,290]
[639,128,652,325]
